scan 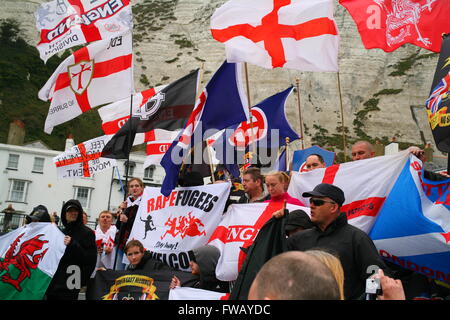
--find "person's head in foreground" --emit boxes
[248,251,340,300]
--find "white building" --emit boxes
[0,138,165,228]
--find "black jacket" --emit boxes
[287,212,388,300]
[115,196,140,250]
[46,199,97,297]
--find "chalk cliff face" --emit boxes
[0,0,440,159]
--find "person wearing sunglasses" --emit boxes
[279,183,388,300]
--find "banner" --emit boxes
[126,184,231,271]
[288,150,409,233]
[35,0,133,62]
[88,266,198,300]
[169,287,227,300]
[39,31,133,134]
[53,135,117,178]
[0,223,66,300]
[208,202,308,281]
[370,157,450,283]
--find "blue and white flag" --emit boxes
[160,62,249,196]
[292,145,336,172]
[370,157,450,283]
[213,86,300,175]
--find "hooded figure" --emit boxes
[192,245,229,293]
[45,199,97,300]
[25,205,51,224]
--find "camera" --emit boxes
[365,278,383,300]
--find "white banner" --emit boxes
[208,202,309,281]
[169,287,226,300]
[53,135,117,178]
[35,0,133,62]
[126,183,231,271]
[287,150,409,233]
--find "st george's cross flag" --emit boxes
[288,150,409,233]
[39,31,133,134]
[53,135,117,178]
[339,0,450,53]
[35,0,133,62]
[160,62,249,197]
[208,202,307,281]
[210,0,339,71]
[0,223,66,300]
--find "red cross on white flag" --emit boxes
[210,0,339,72]
[53,135,117,178]
[39,31,133,134]
[35,0,133,62]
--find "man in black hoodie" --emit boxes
[45,199,97,300]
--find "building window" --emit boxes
[144,165,155,180]
[8,179,30,203]
[32,157,45,173]
[73,186,92,209]
[7,154,19,170]
[124,161,135,177]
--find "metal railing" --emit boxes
[0,212,27,235]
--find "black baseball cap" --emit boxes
[302,183,345,206]
[285,210,314,232]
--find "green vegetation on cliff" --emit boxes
[0,19,103,150]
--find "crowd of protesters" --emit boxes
[7,140,450,300]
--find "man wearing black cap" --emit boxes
[282,183,388,300]
[284,209,314,237]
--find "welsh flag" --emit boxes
[0,223,66,300]
[208,202,307,281]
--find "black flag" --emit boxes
[426,34,450,153]
[102,69,199,159]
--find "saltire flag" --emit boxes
[101,70,200,159]
[425,34,450,152]
[208,202,307,281]
[169,287,228,300]
[160,61,249,197]
[210,0,339,72]
[339,0,450,53]
[53,135,117,178]
[39,31,133,134]
[35,0,133,62]
[0,223,66,300]
[87,262,198,300]
[213,86,300,177]
[291,145,336,172]
[369,156,450,284]
[288,150,409,233]
[229,215,287,300]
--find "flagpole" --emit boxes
[244,63,257,162]
[285,137,290,171]
[337,71,348,162]
[295,78,305,150]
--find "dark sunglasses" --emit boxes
[309,198,336,206]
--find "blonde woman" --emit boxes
[306,249,345,300]
[264,171,304,205]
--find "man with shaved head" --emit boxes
[248,251,340,300]
[351,141,376,161]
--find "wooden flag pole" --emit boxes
[295,78,305,150]
[285,137,290,171]
[244,63,257,159]
[337,71,348,162]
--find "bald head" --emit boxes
[351,141,375,161]
[248,251,340,300]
